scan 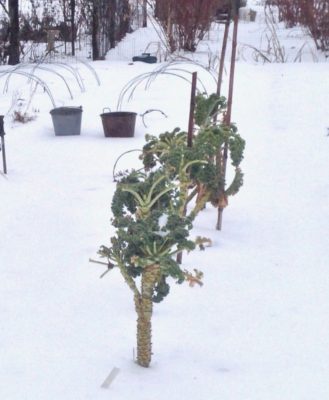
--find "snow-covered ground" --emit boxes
[1,4,329,399]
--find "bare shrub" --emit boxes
[154,0,229,53]
[12,110,37,123]
[9,90,39,123]
[268,0,329,52]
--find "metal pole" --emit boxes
[0,115,7,174]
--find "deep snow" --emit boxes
[1,3,329,399]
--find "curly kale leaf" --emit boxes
[225,167,244,197]
[141,128,187,171]
[229,132,245,167]
[152,276,170,303]
[112,170,174,221]
[194,93,227,127]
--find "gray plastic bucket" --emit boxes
[50,106,83,136]
[100,109,137,137]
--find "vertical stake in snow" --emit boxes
[0,116,7,175]
[187,71,197,148]
[216,7,239,231]
[177,71,197,265]
[216,17,230,97]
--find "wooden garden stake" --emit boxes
[216,18,230,97]
[224,12,239,126]
[217,11,239,231]
[187,71,198,148]
[177,71,197,265]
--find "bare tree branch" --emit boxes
[0,0,9,16]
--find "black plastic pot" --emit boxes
[100,108,137,138]
[132,53,157,64]
[50,106,83,136]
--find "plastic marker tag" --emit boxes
[101,367,120,389]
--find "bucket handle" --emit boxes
[140,108,168,128]
[102,107,111,113]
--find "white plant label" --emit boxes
[100,367,120,389]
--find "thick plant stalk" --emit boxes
[192,183,210,218]
[134,264,160,367]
